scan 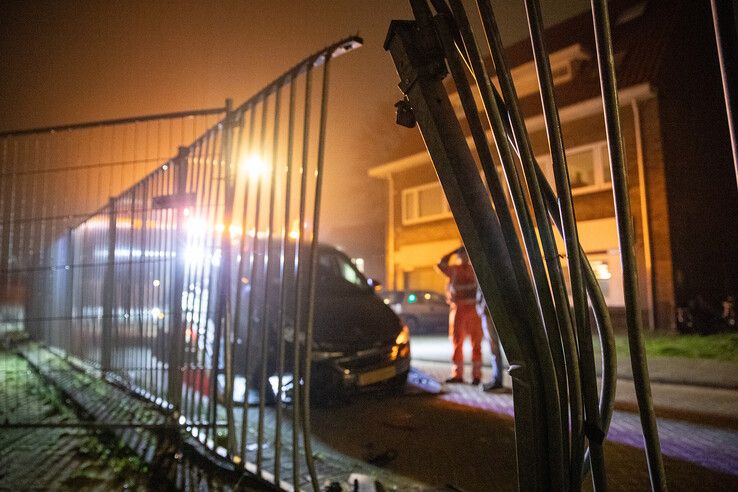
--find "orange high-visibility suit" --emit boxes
[438,260,483,382]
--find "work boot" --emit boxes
[482,380,503,392]
[445,376,465,384]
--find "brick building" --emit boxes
[369,0,738,332]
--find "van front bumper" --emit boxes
[313,341,411,391]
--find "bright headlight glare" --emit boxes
[395,325,410,345]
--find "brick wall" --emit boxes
[639,96,676,330]
[386,92,675,330]
[656,0,738,309]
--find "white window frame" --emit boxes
[401,182,452,225]
[537,140,612,196]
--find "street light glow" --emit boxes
[240,154,268,179]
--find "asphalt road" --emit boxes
[310,360,738,491]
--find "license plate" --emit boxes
[357,365,396,386]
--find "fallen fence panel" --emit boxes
[1,35,363,491]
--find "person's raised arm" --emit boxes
[436,248,458,276]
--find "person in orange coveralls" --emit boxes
[437,246,483,384]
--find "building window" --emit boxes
[590,259,612,298]
[401,182,452,224]
[537,141,612,195]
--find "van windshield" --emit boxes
[319,251,368,289]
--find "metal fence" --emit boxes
[1,35,362,491]
[386,0,665,490]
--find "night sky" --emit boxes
[0,0,589,280]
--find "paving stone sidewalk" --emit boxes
[413,360,738,479]
[0,350,152,490]
[16,344,433,491]
[411,335,738,389]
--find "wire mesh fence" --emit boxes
[1,35,362,491]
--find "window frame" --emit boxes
[536,140,613,196]
[401,182,453,225]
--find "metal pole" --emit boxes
[167,146,190,412]
[711,0,738,187]
[274,74,298,483]
[487,73,619,453]
[524,0,607,486]
[101,198,117,374]
[242,92,269,467]
[1,138,13,291]
[291,68,313,490]
[236,103,258,462]
[225,110,246,458]
[65,227,75,361]
[0,107,227,138]
[470,1,588,484]
[386,19,553,488]
[591,1,667,489]
[257,84,282,473]
[434,11,571,487]
[211,98,234,441]
[300,56,333,492]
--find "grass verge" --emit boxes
[614,332,738,362]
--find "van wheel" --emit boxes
[387,370,409,396]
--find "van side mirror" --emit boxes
[367,278,382,292]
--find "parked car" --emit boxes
[381,290,449,334]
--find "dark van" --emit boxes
[246,244,410,400]
[166,242,410,403]
[297,245,410,399]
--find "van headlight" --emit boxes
[311,350,344,361]
[395,325,410,346]
[391,325,411,361]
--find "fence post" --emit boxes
[167,146,189,412]
[385,19,556,487]
[0,163,11,289]
[101,198,117,374]
[211,98,234,434]
[65,227,74,358]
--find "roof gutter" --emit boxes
[368,82,656,178]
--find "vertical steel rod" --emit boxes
[243,92,269,469]
[444,2,566,486]
[225,109,246,457]
[711,0,738,187]
[257,83,282,472]
[386,19,553,488]
[274,74,298,483]
[211,98,235,443]
[167,146,190,412]
[524,0,606,486]
[300,56,332,492]
[472,3,588,484]
[291,67,313,490]
[591,1,667,489]
[237,102,258,461]
[101,198,117,374]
